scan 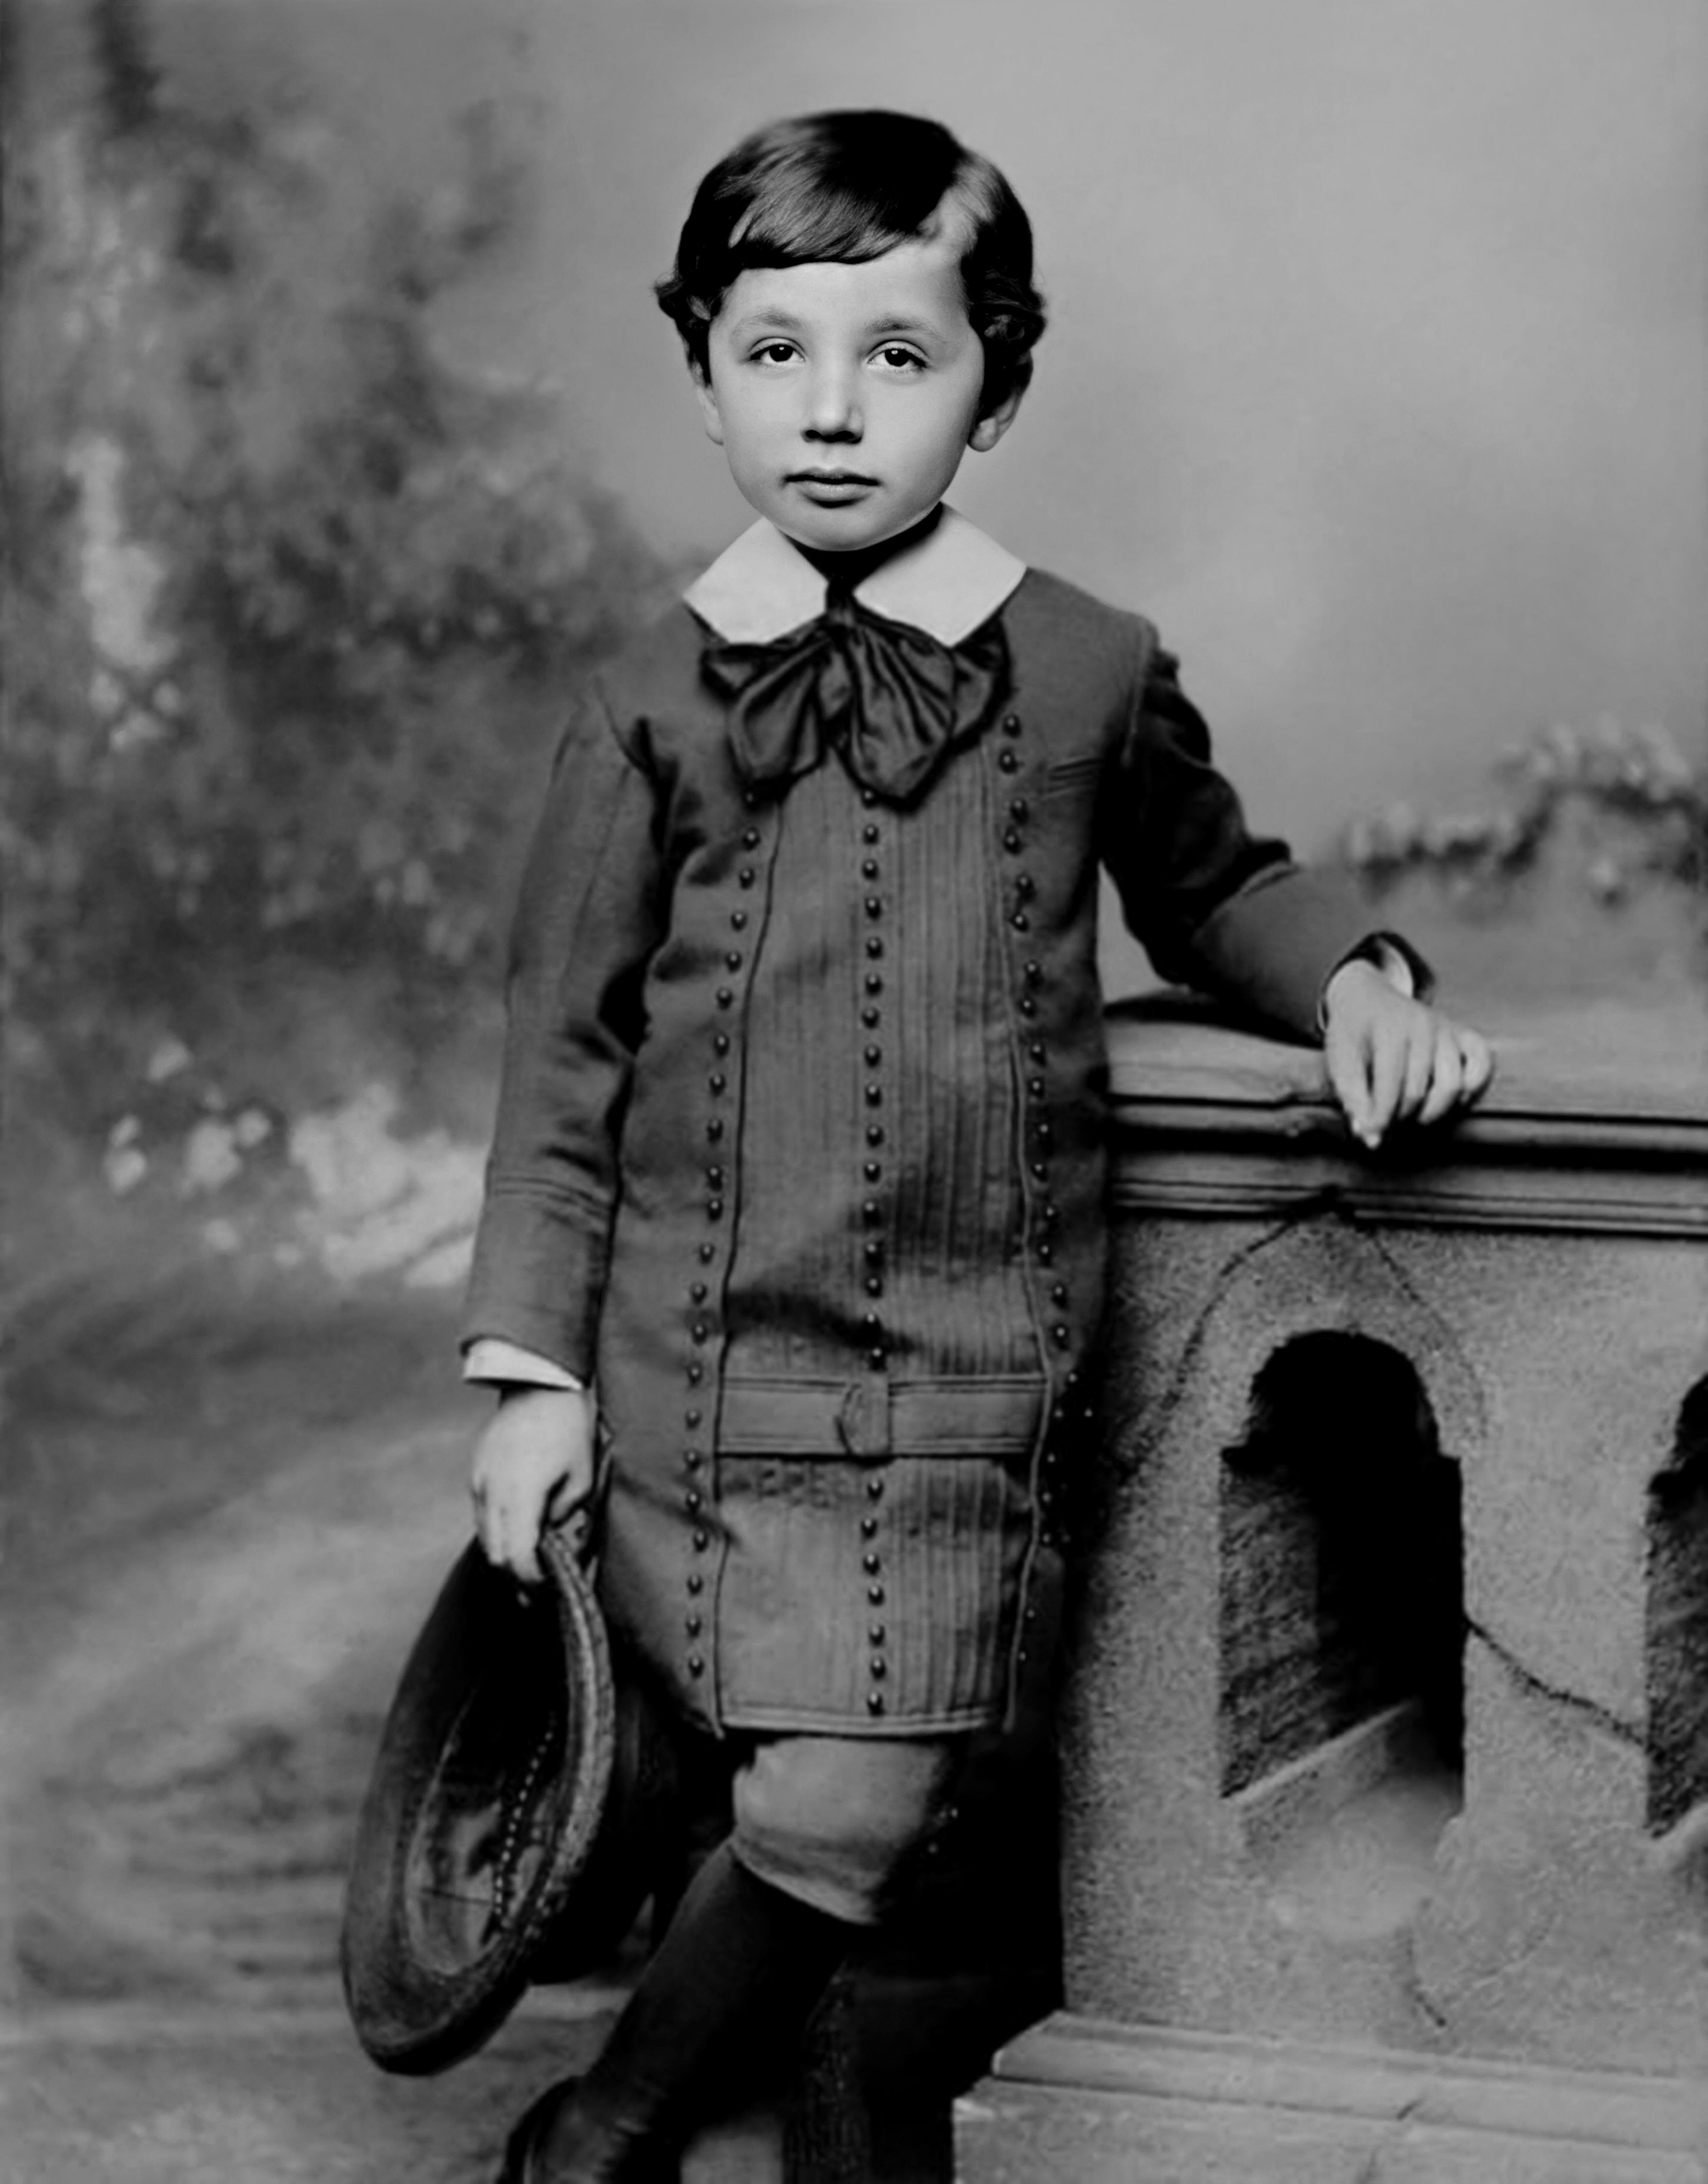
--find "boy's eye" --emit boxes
[752,342,798,365]
[875,346,924,371]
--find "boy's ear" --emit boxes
[968,382,1024,455]
[689,356,725,447]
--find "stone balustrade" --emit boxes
[960,992,1708,2184]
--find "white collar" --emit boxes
[683,505,1027,647]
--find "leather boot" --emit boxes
[496,1844,852,2182]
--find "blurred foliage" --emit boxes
[1340,720,1705,941]
[2,9,671,1122]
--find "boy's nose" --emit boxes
[803,364,862,441]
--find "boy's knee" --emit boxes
[731,1735,964,1926]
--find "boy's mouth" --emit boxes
[790,469,879,505]
[790,468,877,487]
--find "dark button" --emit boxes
[865,1124,885,1147]
[1015,873,1036,900]
[860,1515,879,1539]
[1009,911,1030,932]
[860,1312,882,1335]
[685,1449,703,1470]
[866,1691,886,1715]
[864,896,883,920]
[860,1007,881,1029]
[1041,1202,1060,1225]
[866,1476,884,1500]
[690,1281,708,1302]
[868,1624,887,1645]
[863,1044,882,1067]
[692,1530,709,1551]
[863,1084,883,1108]
[709,1072,726,1093]
[1027,1076,1046,1099]
[1003,829,1023,853]
[869,1657,888,1679]
[688,1656,705,1677]
[707,1199,724,1219]
[1030,1162,1048,1183]
[864,1276,883,1297]
[686,1614,702,1636]
[861,787,878,806]
[862,823,880,845]
[863,1239,884,1264]
[1052,1324,1071,1347]
[725,950,743,971]
[706,1165,725,1187]
[860,858,879,880]
[730,909,748,931]
[687,1361,705,1383]
[1050,1284,1069,1305]
[691,1320,711,1343]
[706,1118,725,1142]
[1002,712,1021,734]
[867,1349,886,1370]
[998,750,1021,774]
[685,1408,702,1428]
[1018,996,1038,1018]
[742,826,760,849]
[1009,797,1030,823]
[864,936,884,960]
[714,1032,731,1056]
[1037,1241,1056,1264]
[862,1200,882,1224]
[715,987,734,1008]
[684,1489,703,1513]
[862,1552,881,1575]
[864,972,884,996]
[868,1583,886,1605]
[687,1574,704,1595]
[863,1161,882,1183]
[1035,1121,1055,1148]
[698,1242,716,1264]
[1028,1040,1047,1064]
[738,867,756,888]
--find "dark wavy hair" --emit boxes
[656,110,1046,416]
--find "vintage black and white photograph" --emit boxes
[3,3,1704,2179]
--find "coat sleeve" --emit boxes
[460,681,668,1377]
[1099,641,1412,1040]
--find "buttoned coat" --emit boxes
[462,533,1379,1739]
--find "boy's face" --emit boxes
[693,233,1020,554]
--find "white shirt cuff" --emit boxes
[462,1339,585,1391]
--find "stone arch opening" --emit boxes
[1645,1376,1708,1835]
[1219,1333,1464,1937]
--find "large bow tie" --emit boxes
[699,589,1011,807]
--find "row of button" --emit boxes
[678,805,767,1685]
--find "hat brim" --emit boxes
[341,1530,616,2076]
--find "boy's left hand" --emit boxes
[1322,959,1494,1150]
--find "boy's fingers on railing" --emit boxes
[1324,1019,1377,1145]
[1417,1025,1466,1127]
[1399,1018,1436,1120]
[1461,1027,1496,1101]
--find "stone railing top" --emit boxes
[1105,991,1707,1237]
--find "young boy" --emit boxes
[462,109,1492,2181]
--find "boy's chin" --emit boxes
[768,503,934,556]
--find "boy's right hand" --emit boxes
[470,1384,598,1585]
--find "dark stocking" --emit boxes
[518,1842,855,2182]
